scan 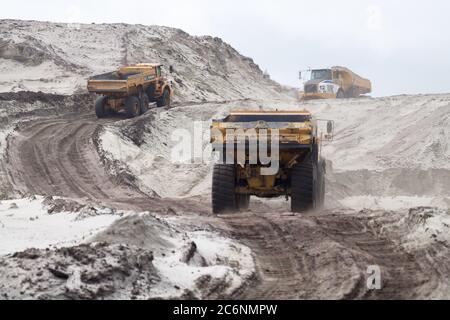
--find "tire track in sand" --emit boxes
[4,113,208,214]
[224,211,433,299]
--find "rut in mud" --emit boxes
[222,211,435,300]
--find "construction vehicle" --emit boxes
[87,63,173,118]
[299,66,371,100]
[210,110,334,213]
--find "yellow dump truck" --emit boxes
[300,66,371,100]
[210,110,333,213]
[87,63,173,118]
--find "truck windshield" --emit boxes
[224,114,311,122]
[311,69,332,80]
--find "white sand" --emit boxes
[0,197,120,255]
[0,20,287,101]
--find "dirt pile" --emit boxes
[0,91,91,123]
[91,214,255,299]
[0,198,255,300]
[91,214,176,251]
[0,242,157,299]
[0,19,289,102]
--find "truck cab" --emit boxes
[300,66,371,100]
[302,68,341,100]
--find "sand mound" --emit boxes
[0,19,288,101]
[0,243,157,299]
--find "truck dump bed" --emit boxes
[87,64,158,95]
[211,110,315,149]
[332,66,372,94]
[87,80,128,93]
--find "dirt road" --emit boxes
[4,112,207,214]
[2,110,447,299]
[223,211,432,299]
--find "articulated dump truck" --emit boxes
[300,66,371,100]
[210,110,334,214]
[87,63,173,118]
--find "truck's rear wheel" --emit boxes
[291,156,326,212]
[212,164,238,214]
[157,88,171,108]
[317,159,326,209]
[291,158,316,213]
[95,96,109,118]
[124,96,140,118]
[140,93,150,114]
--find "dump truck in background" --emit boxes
[87,63,173,118]
[299,66,371,100]
[210,110,334,214]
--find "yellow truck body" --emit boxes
[302,66,371,100]
[210,110,332,213]
[87,63,173,118]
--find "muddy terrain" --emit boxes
[0,20,449,300]
[0,92,449,300]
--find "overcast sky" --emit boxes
[2,0,450,96]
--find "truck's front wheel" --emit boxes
[212,164,238,214]
[291,156,326,212]
[157,88,171,108]
[124,96,140,118]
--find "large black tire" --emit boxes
[345,86,355,99]
[212,164,238,214]
[317,159,326,209]
[140,93,150,114]
[291,159,315,213]
[157,88,171,108]
[95,96,109,118]
[124,96,140,118]
[291,154,326,213]
[336,89,345,99]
